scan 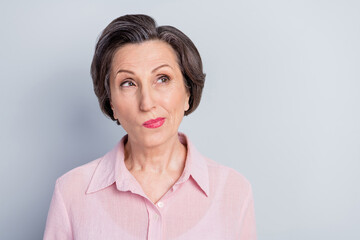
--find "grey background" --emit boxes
[1,0,359,239]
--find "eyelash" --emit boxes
[157,75,170,83]
[120,75,171,87]
[120,80,136,87]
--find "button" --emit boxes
[157,201,164,208]
[153,214,158,220]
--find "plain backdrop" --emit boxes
[1,0,359,239]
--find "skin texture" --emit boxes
[109,40,190,203]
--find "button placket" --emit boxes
[145,201,162,240]
[157,201,164,208]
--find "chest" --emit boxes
[130,171,182,204]
[72,186,242,240]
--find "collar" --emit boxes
[86,132,209,197]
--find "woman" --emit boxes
[44,14,256,240]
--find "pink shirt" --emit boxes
[44,133,256,239]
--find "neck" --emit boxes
[124,133,187,174]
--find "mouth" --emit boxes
[142,117,165,129]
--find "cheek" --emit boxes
[162,91,188,116]
[112,98,134,121]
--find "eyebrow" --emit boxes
[151,64,173,73]
[115,64,173,76]
[116,69,135,75]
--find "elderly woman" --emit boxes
[44,14,256,240]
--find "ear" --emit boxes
[110,102,117,120]
[184,91,190,112]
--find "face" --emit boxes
[109,40,190,148]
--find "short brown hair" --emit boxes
[91,14,205,125]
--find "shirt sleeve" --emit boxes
[239,185,257,240]
[43,179,73,240]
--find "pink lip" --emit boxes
[142,117,165,128]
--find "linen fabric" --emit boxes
[44,133,256,239]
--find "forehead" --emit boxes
[111,40,179,70]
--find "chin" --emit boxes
[132,128,176,148]
[130,131,166,148]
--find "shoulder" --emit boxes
[54,158,102,195]
[205,157,252,185]
[204,157,253,196]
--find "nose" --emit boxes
[139,85,156,112]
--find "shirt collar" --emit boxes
[86,132,209,197]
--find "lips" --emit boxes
[142,117,165,128]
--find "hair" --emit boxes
[91,14,205,125]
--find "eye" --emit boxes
[120,80,136,87]
[157,75,170,83]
